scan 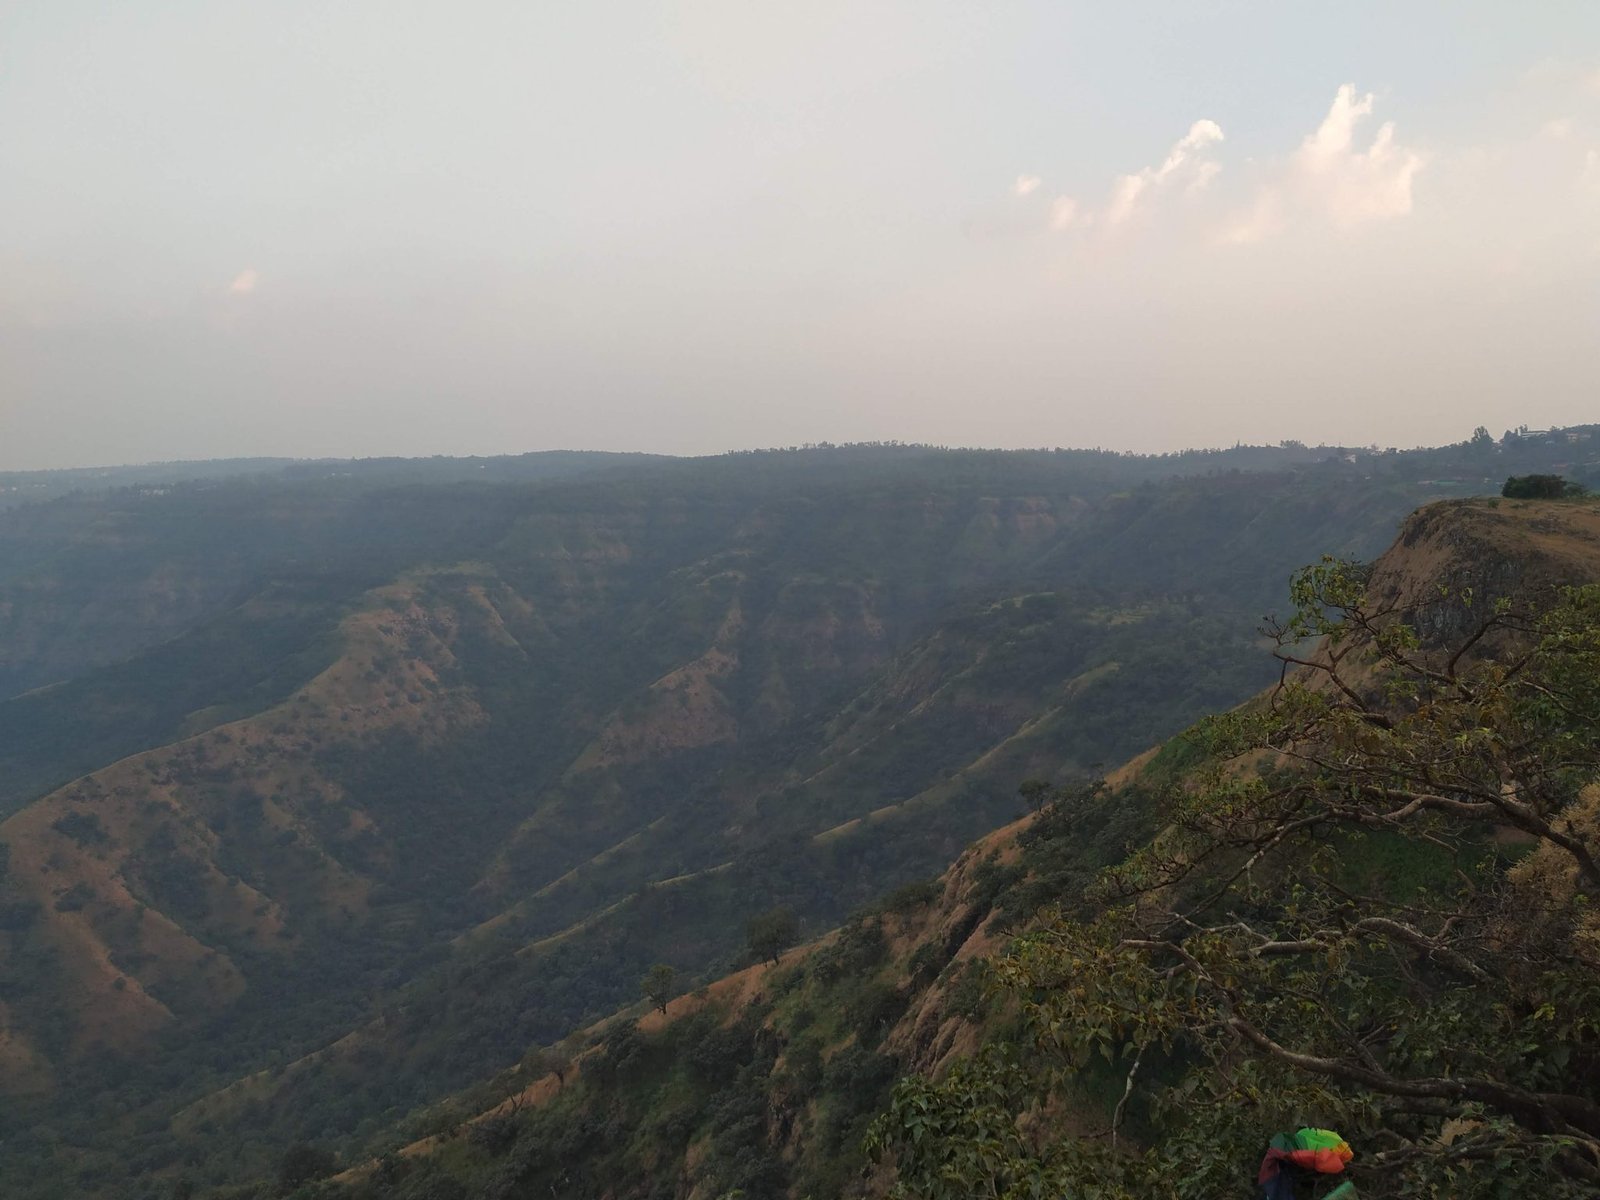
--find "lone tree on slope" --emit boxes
[747,906,798,965]
[640,962,677,1015]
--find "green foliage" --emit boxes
[49,810,109,847]
[746,906,799,965]
[942,961,990,1022]
[809,915,887,984]
[1502,474,1586,499]
[589,1019,647,1088]
[866,1047,1161,1200]
[276,1143,338,1191]
[873,570,1600,1198]
[847,980,909,1048]
[881,877,942,914]
[466,1110,521,1157]
[5,442,1592,1197]
[905,941,947,988]
[640,963,677,1015]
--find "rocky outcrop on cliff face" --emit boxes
[1377,499,1600,646]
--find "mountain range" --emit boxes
[1,430,1596,1197]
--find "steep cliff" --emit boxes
[2,448,1591,1198]
[305,496,1600,1200]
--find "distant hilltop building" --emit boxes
[1502,426,1595,445]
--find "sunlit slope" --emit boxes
[1,448,1572,1197]
[0,574,512,1081]
[0,453,664,704]
[0,476,1462,1084]
[312,496,1600,1200]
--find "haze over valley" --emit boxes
[4,5,1600,1199]
[0,431,1597,1198]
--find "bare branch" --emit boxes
[1110,1041,1147,1154]
[1225,1016,1600,1139]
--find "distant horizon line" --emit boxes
[5,424,1596,476]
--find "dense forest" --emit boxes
[0,431,1596,1197]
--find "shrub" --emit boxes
[1503,474,1585,499]
[50,811,109,848]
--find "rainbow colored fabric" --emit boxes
[1257,1127,1354,1198]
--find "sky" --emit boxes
[2,1,1599,469]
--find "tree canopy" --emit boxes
[747,907,800,965]
[872,560,1600,1198]
[1503,474,1586,499]
[640,963,677,1015]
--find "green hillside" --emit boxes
[0,436,1595,1197]
[285,497,1600,1200]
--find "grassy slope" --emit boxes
[1,454,1591,1195]
[297,497,1600,1200]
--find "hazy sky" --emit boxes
[3,2,1599,468]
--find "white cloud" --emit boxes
[1221,192,1284,245]
[1104,174,1147,226]
[227,268,260,295]
[1105,118,1224,226]
[1302,85,1421,224]
[1541,117,1575,140]
[1224,85,1421,243]
[1049,195,1079,230]
[1014,174,1042,197]
[1167,119,1226,167]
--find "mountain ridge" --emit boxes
[2,442,1597,1196]
[312,494,1600,1200]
